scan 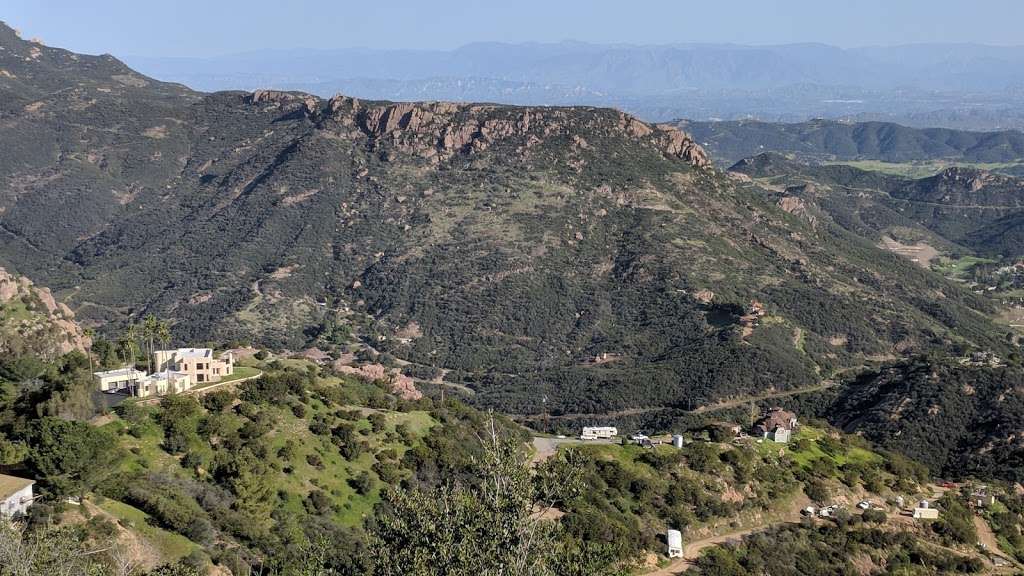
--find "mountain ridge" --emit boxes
[0,25,1013,421]
[682,118,1024,166]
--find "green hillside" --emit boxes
[0,24,1016,423]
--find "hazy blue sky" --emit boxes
[5,0,1024,57]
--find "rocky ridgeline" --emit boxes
[0,267,90,358]
[247,89,710,168]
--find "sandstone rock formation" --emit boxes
[333,362,423,400]
[248,91,711,169]
[0,267,91,358]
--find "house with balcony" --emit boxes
[154,348,234,386]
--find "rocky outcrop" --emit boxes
[249,89,319,116]
[316,94,711,168]
[0,267,90,358]
[655,122,710,168]
[334,362,423,400]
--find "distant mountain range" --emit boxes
[679,118,1024,166]
[125,41,1024,129]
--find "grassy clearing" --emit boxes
[191,365,262,390]
[829,160,1024,179]
[101,415,186,477]
[96,498,199,562]
[755,425,881,469]
[0,297,34,323]
[931,255,998,280]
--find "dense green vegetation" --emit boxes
[694,522,983,575]
[0,344,635,574]
[829,356,1024,482]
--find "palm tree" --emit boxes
[156,320,171,373]
[83,327,95,374]
[123,323,140,395]
[115,334,133,395]
[143,314,159,373]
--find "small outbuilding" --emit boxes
[667,529,683,559]
[753,407,798,443]
[0,473,34,518]
[913,500,939,519]
[580,426,617,440]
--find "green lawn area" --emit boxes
[752,425,881,469]
[101,416,186,477]
[931,255,997,280]
[191,365,262,390]
[0,298,34,323]
[96,499,199,562]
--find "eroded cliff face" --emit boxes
[0,267,90,358]
[247,90,711,168]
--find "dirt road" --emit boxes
[645,496,809,575]
[530,436,614,463]
[514,382,839,423]
[646,523,789,575]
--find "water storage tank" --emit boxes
[671,435,684,448]
[667,529,683,558]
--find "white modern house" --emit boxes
[0,474,34,518]
[94,367,147,394]
[95,347,233,398]
[136,371,193,397]
[581,426,618,440]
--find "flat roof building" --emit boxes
[0,473,34,518]
[136,371,193,398]
[94,367,147,394]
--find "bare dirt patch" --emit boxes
[269,265,298,279]
[879,236,939,268]
[142,125,168,139]
[280,189,320,206]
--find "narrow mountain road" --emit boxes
[645,497,809,575]
[513,381,839,422]
[690,381,837,414]
[973,515,1018,569]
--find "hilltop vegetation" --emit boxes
[1,345,596,574]
[829,356,1024,482]
[0,24,1017,423]
[1,340,957,575]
